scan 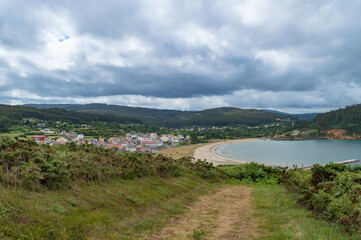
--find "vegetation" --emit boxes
[315,104,361,129]
[220,163,281,184]
[280,164,361,230]
[26,104,296,128]
[2,138,361,238]
[220,162,361,233]
[0,104,141,133]
[160,107,296,128]
[0,138,226,239]
[183,124,295,144]
[0,139,223,190]
[311,104,361,136]
[0,175,218,239]
[254,184,361,239]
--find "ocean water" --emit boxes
[214,140,361,167]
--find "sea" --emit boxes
[214,139,361,167]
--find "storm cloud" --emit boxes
[1,0,361,112]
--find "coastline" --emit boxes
[193,138,260,166]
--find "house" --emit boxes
[150,133,158,138]
[171,136,179,143]
[160,134,174,142]
[37,123,46,128]
[56,137,69,144]
[41,129,54,134]
[126,133,141,139]
[292,130,300,136]
[115,145,125,151]
[138,146,152,153]
[31,135,50,143]
[87,138,98,144]
[177,135,185,141]
[67,133,77,140]
[76,134,85,140]
[125,144,137,152]
[141,140,163,148]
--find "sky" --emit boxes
[0,0,361,113]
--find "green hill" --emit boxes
[161,107,295,127]
[314,104,361,132]
[24,103,184,123]
[0,104,142,132]
[24,104,296,128]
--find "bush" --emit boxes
[282,163,361,229]
[219,162,281,184]
[0,139,225,189]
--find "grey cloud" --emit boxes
[0,0,361,111]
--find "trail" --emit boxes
[150,185,258,240]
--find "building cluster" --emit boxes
[30,132,190,153]
[292,130,312,136]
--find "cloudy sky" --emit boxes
[0,0,360,113]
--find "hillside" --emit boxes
[161,107,295,127]
[0,104,141,132]
[25,104,296,127]
[314,104,361,134]
[24,103,184,123]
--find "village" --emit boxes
[30,128,191,154]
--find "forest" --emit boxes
[0,105,141,133]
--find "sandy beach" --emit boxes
[193,139,259,166]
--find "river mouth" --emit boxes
[214,139,361,168]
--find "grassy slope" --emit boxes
[0,175,219,240]
[254,184,361,240]
[1,179,361,239]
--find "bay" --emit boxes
[214,140,361,167]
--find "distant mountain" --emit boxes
[25,104,297,128]
[0,104,141,131]
[261,109,320,120]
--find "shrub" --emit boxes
[0,139,225,189]
[282,163,361,229]
[219,162,281,184]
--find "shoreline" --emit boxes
[193,138,261,166]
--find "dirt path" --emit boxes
[150,185,258,240]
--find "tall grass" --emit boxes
[0,175,219,239]
[254,184,361,239]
